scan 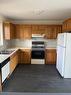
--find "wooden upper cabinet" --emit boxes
[45,25,62,39]
[32,25,46,34]
[32,25,62,39]
[3,22,15,40]
[23,25,32,39]
[62,18,71,32]
[15,24,62,39]
[15,24,24,39]
[32,25,39,34]
[15,24,32,39]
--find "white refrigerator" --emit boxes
[56,33,71,78]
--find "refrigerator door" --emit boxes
[57,33,67,47]
[56,45,65,77]
[64,33,71,78]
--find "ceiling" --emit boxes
[0,0,71,21]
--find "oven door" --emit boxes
[32,50,44,59]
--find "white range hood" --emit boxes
[32,34,45,38]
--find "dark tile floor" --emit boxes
[3,64,71,93]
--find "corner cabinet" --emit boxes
[19,49,31,64]
[45,25,62,39]
[62,18,71,32]
[45,49,56,64]
[3,22,15,40]
[10,51,18,74]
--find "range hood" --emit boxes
[32,34,45,38]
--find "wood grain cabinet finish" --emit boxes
[19,49,31,64]
[32,25,62,39]
[3,22,15,40]
[23,25,32,39]
[45,49,56,64]
[32,25,46,34]
[15,24,62,39]
[15,24,32,39]
[45,25,62,39]
[14,24,22,39]
[10,51,18,74]
[62,18,71,32]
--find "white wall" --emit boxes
[0,21,3,46]
[12,20,62,25]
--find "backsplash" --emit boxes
[8,39,57,49]
[0,39,57,50]
[45,39,57,48]
[0,40,10,51]
[9,39,32,48]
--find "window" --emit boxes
[0,21,3,46]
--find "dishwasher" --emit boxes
[1,58,10,83]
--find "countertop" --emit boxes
[0,47,56,64]
[8,47,56,49]
[0,55,9,63]
[0,49,18,63]
[45,47,56,49]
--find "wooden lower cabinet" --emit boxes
[19,49,31,64]
[45,49,56,64]
[10,51,18,74]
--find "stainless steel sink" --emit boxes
[0,50,15,54]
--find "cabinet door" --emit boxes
[10,52,18,74]
[38,25,46,34]
[3,22,15,40]
[23,25,32,39]
[32,25,39,34]
[62,19,71,32]
[3,22,10,39]
[51,27,57,39]
[63,22,67,32]
[20,49,31,64]
[15,24,21,39]
[67,22,71,31]
[15,25,24,39]
[15,25,32,39]
[10,23,15,39]
[56,26,62,38]
[45,25,62,39]
[45,27,52,39]
[45,49,56,64]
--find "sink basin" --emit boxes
[0,50,15,54]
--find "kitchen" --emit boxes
[0,0,71,94]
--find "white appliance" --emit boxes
[31,34,45,64]
[2,62,10,83]
[32,34,45,38]
[32,34,45,42]
[56,33,71,78]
